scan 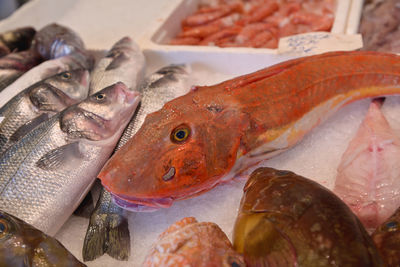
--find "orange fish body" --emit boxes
[99,51,400,211]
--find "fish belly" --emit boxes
[334,100,400,231]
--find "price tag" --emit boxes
[278,32,363,56]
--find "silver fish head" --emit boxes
[33,23,86,59]
[0,211,85,266]
[29,69,90,112]
[33,23,93,69]
[103,36,136,71]
[61,82,140,141]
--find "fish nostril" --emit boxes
[162,167,175,181]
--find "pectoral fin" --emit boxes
[244,216,298,267]
[36,142,83,170]
[10,113,50,142]
[106,53,129,71]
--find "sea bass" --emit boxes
[0,69,89,155]
[89,36,145,94]
[0,50,42,92]
[233,167,383,266]
[143,217,245,267]
[0,82,140,235]
[333,99,400,232]
[0,26,36,57]
[32,23,92,69]
[372,206,400,267]
[0,210,85,267]
[0,24,92,107]
[82,64,190,261]
[99,51,400,211]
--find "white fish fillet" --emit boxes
[333,99,400,231]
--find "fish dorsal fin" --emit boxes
[9,113,50,142]
[244,216,298,266]
[105,53,129,71]
[36,142,83,170]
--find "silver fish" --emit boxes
[0,82,140,235]
[0,69,89,155]
[89,36,145,94]
[0,24,92,107]
[0,50,42,92]
[0,27,36,57]
[33,23,93,69]
[0,210,86,267]
[82,64,190,261]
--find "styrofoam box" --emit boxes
[141,0,364,75]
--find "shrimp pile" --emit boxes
[169,0,336,48]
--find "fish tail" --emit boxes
[82,212,131,261]
[82,189,131,261]
[105,214,131,260]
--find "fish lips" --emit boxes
[107,190,173,212]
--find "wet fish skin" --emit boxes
[0,52,93,108]
[0,49,43,92]
[0,210,86,267]
[333,99,400,232]
[82,64,190,261]
[33,23,93,70]
[0,69,89,155]
[0,27,36,56]
[372,206,400,266]
[0,82,140,235]
[143,217,245,267]
[116,64,190,150]
[89,36,145,94]
[233,167,384,266]
[99,51,400,211]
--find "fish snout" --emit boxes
[114,82,140,105]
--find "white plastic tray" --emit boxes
[140,0,364,75]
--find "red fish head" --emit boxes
[99,92,247,211]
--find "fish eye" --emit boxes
[61,72,71,79]
[95,93,106,101]
[171,125,190,143]
[385,221,398,232]
[0,219,9,237]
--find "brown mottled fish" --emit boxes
[0,210,85,267]
[372,206,400,267]
[233,167,384,266]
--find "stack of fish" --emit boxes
[0,23,146,266]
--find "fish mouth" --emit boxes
[109,191,174,212]
[114,82,140,104]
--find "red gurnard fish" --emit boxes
[99,51,400,211]
[333,99,400,231]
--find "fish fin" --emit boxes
[105,53,129,71]
[82,189,130,261]
[36,142,83,170]
[243,216,298,266]
[9,113,50,142]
